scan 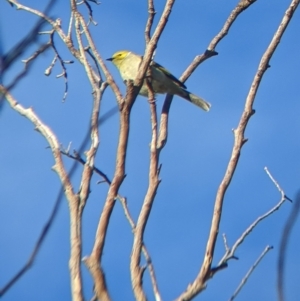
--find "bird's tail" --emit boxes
[178,89,211,111]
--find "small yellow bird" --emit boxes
[107,50,211,111]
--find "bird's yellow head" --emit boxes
[107,50,131,68]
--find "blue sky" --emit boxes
[0,0,300,300]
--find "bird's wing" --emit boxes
[152,61,187,89]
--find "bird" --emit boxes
[107,50,211,111]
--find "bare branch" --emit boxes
[175,0,300,299]
[229,245,273,301]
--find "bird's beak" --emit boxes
[106,57,113,61]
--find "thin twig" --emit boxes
[222,233,229,252]
[85,46,102,79]
[61,149,111,184]
[48,31,74,101]
[44,53,57,75]
[228,245,273,301]
[265,167,292,203]
[145,0,156,44]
